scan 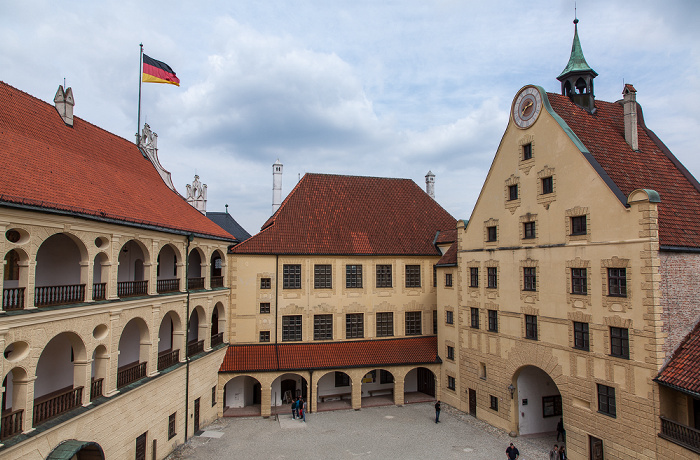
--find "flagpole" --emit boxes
[136,43,143,145]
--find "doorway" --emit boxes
[135,433,147,460]
[281,379,297,403]
[589,435,603,460]
[194,398,200,433]
[515,366,561,435]
[417,367,435,397]
[468,388,477,417]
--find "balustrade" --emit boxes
[35,284,85,307]
[92,282,106,301]
[660,416,700,453]
[33,386,83,426]
[0,409,23,439]
[157,349,180,371]
[3,287,25,311]
[187,277,205,290]
[117,361,147,388]
[210,276,224,288]
[187,339,204,357]
[117,280,148,298]
[90,378,104,400]
[157,278,180,293]
[211,332,224,347]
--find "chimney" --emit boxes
[54,85,75,126]
[425,171,435,199]
[622,84,638,151]
[272,159,283,214]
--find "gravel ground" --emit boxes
[167,403,559,460]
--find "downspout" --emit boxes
[274,255,279,346]
[184,234,193,441]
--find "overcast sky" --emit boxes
[2,1,698,235]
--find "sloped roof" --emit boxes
[0,81,233,240]
[548,92,700,249]
[435,228,457,245]
[436,242,457,267]
[207,212,251,242]
[656,320,700,398]
[232,173,457,255]
[220,336,439,372]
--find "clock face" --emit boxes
[512,86,542,129]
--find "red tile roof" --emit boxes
[548,92,700,249]
[435,228,456,245]
[219,336,439,372]
[233,173,456,255]
[0,81,233,240]
[436,242,457,266]
[656,320,700,397]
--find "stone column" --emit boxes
[173,331,186,362]
[202,262,210,290]
[73,359,91,406]
[394,375,404,406]
[351,379,362,410]
[150,306,162,375]
[21,375,36,434]
[105,310,121,396]
[261,383,272,418]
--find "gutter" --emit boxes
[184,234,193,441]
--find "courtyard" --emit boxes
[168,402,559,459]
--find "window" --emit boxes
[282,264,301,289]
[335,372,350,387]
[345,264,362,288]
[610,327,629,359]
[433,265,437,288]
[346,313,364,339]
[487,267,498,289]
[541,176,553,194]
[259,302,270,314]
[608,268,627,297]
[490,395,499,411]
[487,226,497,242]
[471,308,480,329]
[212,386,217,407]
[447,376,456,390]
[523,143,532,160]
[446,310,454,325]
[488,310,498,332]
[445,273,453,287]
[405,265,421,288]
[597,384,616,417]
[523,221,536,239]
[433,310,438,334]
[525,315,538,340]
[380,370,393,384]
[168,413,176,439]
[259,331,270,342]
[508,184,518,201]
[281,315,302,341]
[314,264,332,289]
[571,215,587,235]
[260,278,271,289]
[479,362,487,379]
[314,314,333,340]
[376,265,392,288]
[542,395,562,417]
[470,267,479,287]
[523,267,536,291]
[573,322,589,351]
[572,268,587,295]
[376,312,394,337]
[405,311,422,335]
[447,346,455,360]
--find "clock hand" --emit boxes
[521,101,533,116]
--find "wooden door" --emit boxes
[194,398,200,433]
[589,435,604,460]
[417,367,435,397]
[468,389,477,417]
[135,432,147,460]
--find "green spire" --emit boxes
[558,19,597,79]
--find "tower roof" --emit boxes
[558,19,598,80]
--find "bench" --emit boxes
[368,389,394,398]
[319,392,352,403]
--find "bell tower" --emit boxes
[557,18,598,113]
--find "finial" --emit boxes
[574,2,578,24]
[225,204,229,214]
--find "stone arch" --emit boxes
[315,370,352,410]
[46,440,105,460]
[156,243,181,282]
[2,366,29,437]
[3,247,29,310]
[35,233,89,305]
[223,375,262,415]
[271,373,308,407]
[404,366,437,400]
[187,247,206,279]
[158,310,184,369]
[211,302,225,345]
[117,239,150,282]
[360,368,395,407]
[92,251,109,301]
[90,345,109,399]
[117,317,150,368]
[210,249,225,277]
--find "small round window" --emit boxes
[5,230,21,243]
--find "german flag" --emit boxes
[142,54,180,86]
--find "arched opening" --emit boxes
[187,306,206,357]
[404,367,436,404]
[211,302,225,347]
[223,376,262,417]
[156,244,180,293]
[158,311,183,371]
[46,440,105,460]
[117,318,150,388]
[92,252,109,301]
[35,233,87,307]
[90,345,108,400]
[271,373,307,415]
[514,365,562,436]
[34,332,87,426]
[187,249,204,290]
[117,240,149,297]
[210,250,224,288]
[1,367,28,439]
[360,369,394,407]
[575,77,587,95]
[563,80,572,97]
[316,371,352,412]
[3,249,28,310]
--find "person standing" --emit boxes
[291,397,297,419]
[556,417,565,442]
[549,445,559,460]
[434,400,441,423]
[506,442,519,460]
[301,399,307,422]
[559,445,567,460]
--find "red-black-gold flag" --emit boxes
[142,54,180,86]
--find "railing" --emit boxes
[660,416,700,454]
[187,277,205,290]
[92,283,106,301]
[90,378,104,400]
[0,409,23,440]
[157,278,180,293]
[158,349,180,371]
[3,287,25,311]
[35,284,85,307]
[211,276,224,288]
[117,362,147,388]
[33,386,83,426]
[117,280,148,298]
[211,332,224,347]
[187,340,204,357]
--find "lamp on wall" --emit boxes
[507,384,515,399]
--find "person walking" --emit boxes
[556,417,565,442]
[506,442,519,460]
[301,398,307,422]
[549,444,559,460]
[434,400,441,423]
